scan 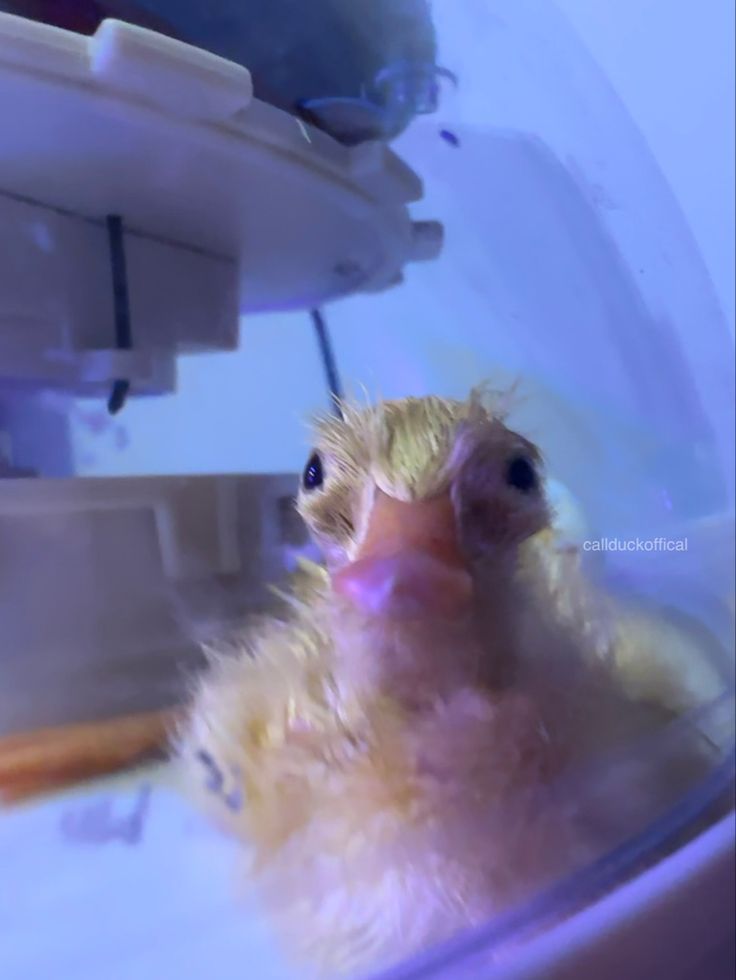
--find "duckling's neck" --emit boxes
[472,556,532,688]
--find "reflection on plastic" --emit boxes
[59,782,152,846]
[375,695,735,980]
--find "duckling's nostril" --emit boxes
[464,501,488,525]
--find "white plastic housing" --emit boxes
[0,13,441,396]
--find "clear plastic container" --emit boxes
[0,3,733,980]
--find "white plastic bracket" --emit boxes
[90,19,253,122]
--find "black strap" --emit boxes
[106,214,132,415]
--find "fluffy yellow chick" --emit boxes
[175,390,717,977]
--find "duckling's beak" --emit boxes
[331,489,473,618]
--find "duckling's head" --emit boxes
[297,390,550,619]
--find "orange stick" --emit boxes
[0,707,182,804]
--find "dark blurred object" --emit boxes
[0,0,175,36]
[0,0,442,144]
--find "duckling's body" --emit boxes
[176,391,715,977]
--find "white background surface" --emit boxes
[0,769,300,980]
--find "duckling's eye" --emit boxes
[302,452,324,491]
[506,455,538,493]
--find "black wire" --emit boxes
[310,308,344,418]
[106,215,132,415]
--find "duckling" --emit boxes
[175,389,717,978]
